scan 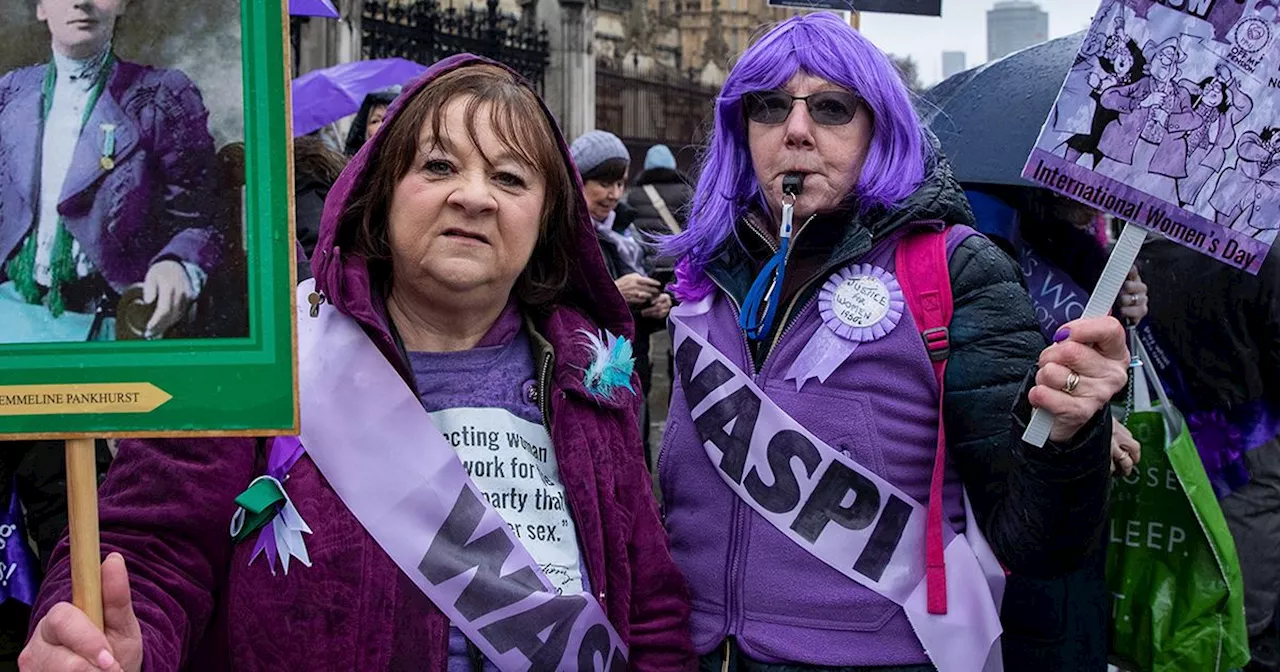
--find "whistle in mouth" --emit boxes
[782,173,805,197]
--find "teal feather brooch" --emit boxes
[578,329,635,400]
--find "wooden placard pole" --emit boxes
[65,438,103,630]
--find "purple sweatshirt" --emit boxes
[407,302,590,672]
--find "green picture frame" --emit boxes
[0,0,297,439]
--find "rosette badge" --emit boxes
[784,264,904,390]
[229,436,313,575]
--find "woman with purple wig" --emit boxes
[658,13,1128,672]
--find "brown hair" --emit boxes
[338,63,575,307]
[581,157,629,184]
[294,136,347,191]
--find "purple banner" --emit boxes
[1024,0,1280,275]
[1019,247,1090,342]
[294,282,626,671]
[0,481,37,606]
[670,298,1005,672]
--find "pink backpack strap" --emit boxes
[895,225,957,616]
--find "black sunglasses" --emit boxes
[742,89,862,126]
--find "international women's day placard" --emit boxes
[1023,0,1280,274]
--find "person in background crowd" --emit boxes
[293,135,347,259]
[570,130,672,465]
[1137,240,1280,672]
[660,14,1127,672]
[343,87,398,157]
[624,143,694,418]
[965,184,1146,671]
[626,144,695,253]
[20,56,693,672]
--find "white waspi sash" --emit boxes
[670,297,1004,672]
[295,281,627,671]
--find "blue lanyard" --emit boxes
[740,192,796,341]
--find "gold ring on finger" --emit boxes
[1062,371,1081,395]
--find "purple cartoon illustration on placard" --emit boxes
[1024,0,1280,274]
[1051,0,1135,152]
[1209,126,1280,239]
[1095,36,1201,202]
[1059,37,1147,168]
[1177,65,1252,209]
[1126,0,1249,44]
[1218,1,1280,76]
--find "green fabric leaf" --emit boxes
[232,478,285,544]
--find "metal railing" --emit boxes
[595,64,718,156]
[362,0,550,92]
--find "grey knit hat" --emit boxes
[569,130,630,177]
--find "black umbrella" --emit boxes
[919,32,1086,186]
[919,30,1158,448]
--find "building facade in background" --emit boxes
[942,49,966,79]
[591,0,789,169]
[290,0,803,169]
[986,0,1047,61]
[292,0,589,140]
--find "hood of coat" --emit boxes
[310,54,635,408]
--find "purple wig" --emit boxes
[665,12,930,294]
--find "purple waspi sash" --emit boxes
[671,297,1004,672]
[295,281,626,671]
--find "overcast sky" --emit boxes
[858,0,1099,86]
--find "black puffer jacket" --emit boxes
[626,168,693,237]
[1139,238,1280,409]
[704,149,1112,669]
[625,168,693,276]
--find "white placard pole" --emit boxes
[1021,224,1148,446]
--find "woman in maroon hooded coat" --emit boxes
[20,56,693,671]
